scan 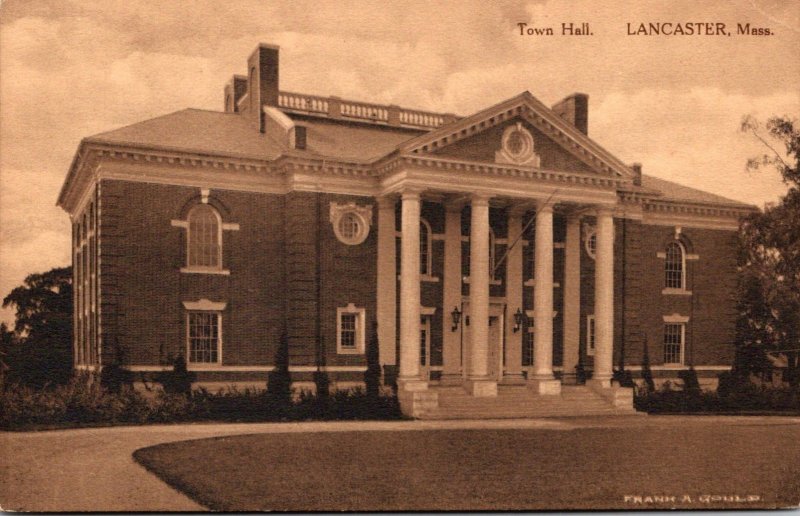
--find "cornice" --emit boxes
[642,198,757,219]
[377,154,627,190]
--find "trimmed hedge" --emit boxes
[635,379,800,413]
[0,378,403,430]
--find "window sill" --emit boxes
[186,363,223,370]
[181,267,231,276]
[524,279,561,288]
[462,277,502,286]
[660,363,686,369]
[395,274,441,283]
[336,348,364,355]
[187,364,276,372]
[662,288,692,296]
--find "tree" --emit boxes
[738,116,800,385]
[2,267,73,387]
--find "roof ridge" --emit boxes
[86,108,196,139]
[640,173,754,208]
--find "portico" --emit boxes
[379,190,617,413]
[369,94,636,417]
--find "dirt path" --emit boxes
[1,416,797,512]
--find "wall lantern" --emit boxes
[450,306,462,332]
[513,308,525,333]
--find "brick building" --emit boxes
[58,43,756,417]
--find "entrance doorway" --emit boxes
[460,303,505,381]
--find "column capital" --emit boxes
[595,205,616,217]
[471,193,492,206]
[400,188,424,201]
[444,195,468,213]
[536,201,555,214]
[376,195,397,209]
[508,201,535,217]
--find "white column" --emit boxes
[398,190,426,391]
[376,196,397,369]
[529,202,560,394]
[562,213,581,384]
[466,193,497,396]
[593,207,615,386]
[441,202,463,385]
[503,209,525,384]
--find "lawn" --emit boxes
[133,421,800,511]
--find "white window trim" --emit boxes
[336,303,366,355]
[330,202,373,245]
[663,322,686,366]
[420,217,433,277]
[186,310,223,367]
[586,314,596,356]
[171,203,239,275]
[663,313,690,323]
[664,241,687,290]
[420,316,431,368]
[582,223,597,261]
[525,310,558,319]
[662,287,692,296]
[183,299,227,311]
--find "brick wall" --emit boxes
[637,224,738,367]
[99,179,285,367]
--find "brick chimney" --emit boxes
[551,93,588,135]
[246,43,280,132]
[631,162,642,186]
[224,75,248,113]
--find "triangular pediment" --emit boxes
[397,92,635,179]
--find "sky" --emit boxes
[0,0,798,326]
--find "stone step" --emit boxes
[422,408,629,419]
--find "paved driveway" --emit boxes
[1,416,798,512]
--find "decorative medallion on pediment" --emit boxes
[495,122,541,166]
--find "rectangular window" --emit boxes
[522,327,534,366]
[340,314,357,349]
[663,323,684,365]
[337,304,365,354]
[187,311,221,364]
[586,315,596,356]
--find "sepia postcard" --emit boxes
[0,0,798,512]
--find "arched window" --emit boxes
[420,218,432,275]
[664,241,685,289]
[188,205,221,268]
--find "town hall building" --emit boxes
[58,43,757,417]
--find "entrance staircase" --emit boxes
[416,384,638,419]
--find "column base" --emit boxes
[397,389,438,418]
[500,372,527,386]
[528,378,562,395]
[464,377,498,397]
[586,377,612,389]
[397,377,428,393]
[561,372,579,386]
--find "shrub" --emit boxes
[1,380,403,430]
[156,355,195,396]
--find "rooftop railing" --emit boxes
[277,91,458,130]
